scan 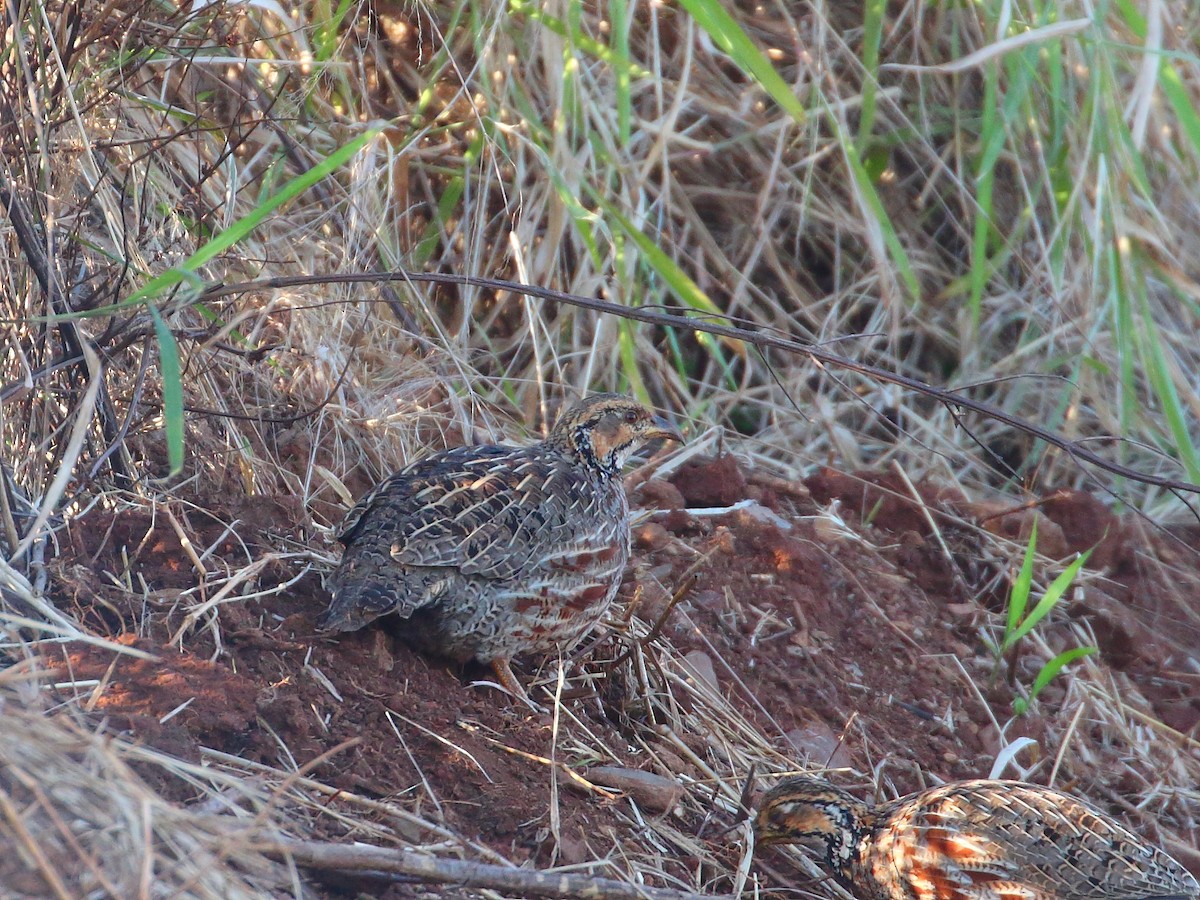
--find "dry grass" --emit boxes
[2,0,1199,895]
[0,673,294,898]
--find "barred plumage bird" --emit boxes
[754,776,1199,900]
[318,394,681,698]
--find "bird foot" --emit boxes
[478,659,544,712]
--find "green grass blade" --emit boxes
[1004,517,1039,649]
[1029,646,1096,703]
[969,60,1004,328]
[618,319,650,405]
[1112,0,1200,158]
[593,197,722,317]
[509,0,649,80]
[416,178,465,265]
[593,194,744,370]
[856,0,884,157]
[1158,63,1200,156]
[1139,294,1200,481]
[675,0,806,123]
[120,128,380,308]
[836,117,921,300]
[148,305,185,475]
[1003,545,1094,652]
[611,0,632,143]
[314,0,357,63]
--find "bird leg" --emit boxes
[490,658,534,705]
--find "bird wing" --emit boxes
[337,445,509,544]
[878,783,1200,900]
[338,446,588,580]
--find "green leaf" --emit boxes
[120,128,381,309]
[148,305,185,475]
[1028,646,1096,704]
[1003,543,1094,653]
[1005,517,1039,646]
[857,0,885,157]
[674,0,806,123]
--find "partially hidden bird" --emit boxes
[754,776,1199,900]
[317,393,682,699]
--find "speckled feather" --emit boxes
[755,777,1200,900]
[318,395,680,675]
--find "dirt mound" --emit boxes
[25,455,1200,894]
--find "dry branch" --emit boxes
[0,187,129,486]
[202,271,1200,501]
[264,839,727,900]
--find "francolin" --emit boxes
[754,776,1199,899]
[318,394,681,698]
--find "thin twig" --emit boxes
[0,786,74,900]
[0,454,21,556]
[0,186,129,485]
[196,271,1200,498]
[260,839,727,900]
[606,570,700,670]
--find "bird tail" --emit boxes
[317,555,408,633]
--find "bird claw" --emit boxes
[476,659,545,712]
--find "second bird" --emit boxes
[317,393,681,698]
[754,776,1199,900]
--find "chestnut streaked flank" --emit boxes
[317,394,682,698]
[754,776,1200,900]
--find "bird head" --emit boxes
[753,777,867,872]
[550,394,682,477]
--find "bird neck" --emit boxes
[822,804,868,878]
[569,424,621,478]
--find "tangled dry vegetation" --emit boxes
[2,0,1199,897]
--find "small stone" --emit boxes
[633,522,670,551]
[634,478,685,510]
[670,454,747,507]
[691,590,724,612]
[784,720,853,768]
[682,650,720,693]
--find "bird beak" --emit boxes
[645,415,683,443]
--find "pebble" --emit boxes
[634,522,671,551]
[785,720,853,768]
[682,650,720,693]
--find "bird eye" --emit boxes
[624,409,639,424]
